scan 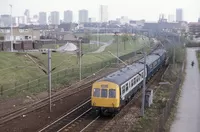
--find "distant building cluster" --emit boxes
[64,10,73,23]
[176,8,183,22]
[158,8,183,23]
[0,5,110,27]
[99,5,108,22]
[79,9,88,23]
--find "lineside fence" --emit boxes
[155,60,185,132]
[0,44,160,98]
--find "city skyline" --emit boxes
[99,5,108,22]
[0,0,199,22]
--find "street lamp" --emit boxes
[9,4,13,52]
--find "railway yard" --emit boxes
[0,35,188,132]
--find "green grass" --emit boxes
[42,44,65,49]
[81,44,102,53]
[0,35,148,88]
[74,33,114,42]
[42,43,102,54]
[90,34,114,42]
[197,51,200,69]
[132,65,182,132]
[0,34,150,98]
[105,35,149,56]
[0,52,45,89]
[132,45,186,132]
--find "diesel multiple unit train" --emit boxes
[91,48,168,115]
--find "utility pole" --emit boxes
[141,51,146,117]
[48,49,52,112]
[97,23,99,47]
[117,34,119,61]
[79,39,82,81]
[115,32,119,64]
[9,4,13,52]
[173,46,175,68]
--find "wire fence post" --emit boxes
[38,78,40,88]
[1,86,3,96]
[27,80,29,90]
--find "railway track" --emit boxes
[0,53,143,125]
[63,66,168,132]
[0,45,160,127]
[78,66,168,132]
[99,65,169,132]
[0,67,119,125]
[38,98,91,132]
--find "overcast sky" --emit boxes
[0,0,199,22]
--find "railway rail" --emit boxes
[99,65,168,132]
[37,66,167,132]
[79,66,168,132]
[0,44,160,126]
[38,98,92,132]
[0,67,117,125]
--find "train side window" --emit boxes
[137,76,139,82]
[155,61,157,66]
[141,72,144,77]
[150,64,153,69]
[93,88,100,97]
[122,86,125,94]
[131,79,134,87]
[125,83,128,91]
[134,78,136,84]
[101,89,108,98]
[109,89,116,98]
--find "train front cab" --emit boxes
[91,81,120,116]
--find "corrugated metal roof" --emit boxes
[96,48,166,86]
[138,54,160,65]
[98,63,144,85]
[151,49,166,56]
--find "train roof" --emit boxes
[98,63,144,85]
[138,54,160,66]
[151,49,166,56]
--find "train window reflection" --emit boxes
[101,89,107,98]
[126,83,128,91]
[122,86,125,94]
[109,89,116,98]
[93,88,100,97]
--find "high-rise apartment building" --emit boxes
[39,12,47,25]
[79,9,88,23]
[51,11,60,25]
[176,8,183,22]
[64,10,73,23]
[99,5,108,22]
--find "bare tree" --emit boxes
[121,34,129,50]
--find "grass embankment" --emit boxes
[74,33,114,42]
[90,34,114,42]
[197,51,200,68]
[42,43,102,54]
[132,46,185,132]
[0,35,149,97]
